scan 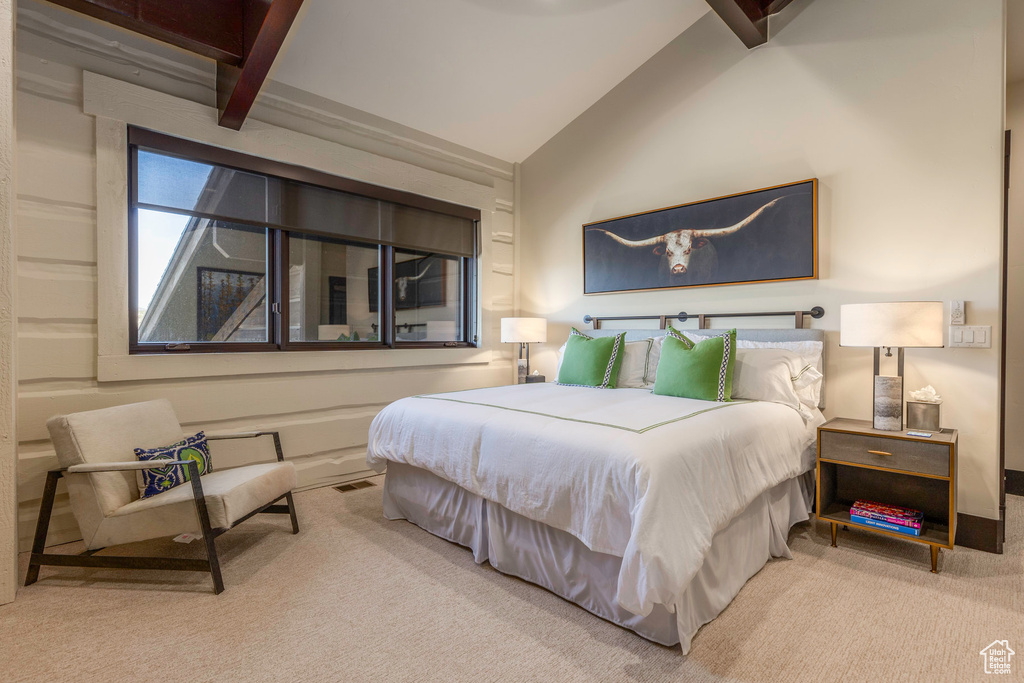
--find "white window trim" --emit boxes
[87,71,494,382]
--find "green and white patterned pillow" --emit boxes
[653,327,736,402]
[556,328,626,388]
[134,431,213,499]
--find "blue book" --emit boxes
[850,514,922,537]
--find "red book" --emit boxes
[850,509,923,529]
[851,499,923,523]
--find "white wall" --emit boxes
[1007,81,1024,474]
[13,0,517,549]
[520,0,1005,519]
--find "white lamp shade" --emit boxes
[501,317,547,344]
[840,302,944,348]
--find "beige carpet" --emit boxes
[3,483,1022,682]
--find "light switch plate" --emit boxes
[948,325,990,348]
[950,300,965,325]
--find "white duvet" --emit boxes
[366,383,822,617]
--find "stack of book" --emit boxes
[849,500,924,537]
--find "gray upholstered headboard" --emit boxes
[587,327,826,409]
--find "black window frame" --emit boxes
[127,127,479,354]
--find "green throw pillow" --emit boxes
[664,323,694,349]
[653,328,737,402]
[556,328,626,388]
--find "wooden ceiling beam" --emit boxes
[44,0,245,64]
[44,0,304,129]
[217,0,304,130]
[705,0,797,49]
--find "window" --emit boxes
[128,128,479,353]
[288,234,380,343]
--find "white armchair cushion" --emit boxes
[88,462,298,549]
[47,400,185,516]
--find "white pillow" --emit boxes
[730,348,815,417]
[648,335,664,385]
[737,340,823,410]
[557,335,665,388]
[618,339,654,388]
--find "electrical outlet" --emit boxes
[950,300,965,325]
[949,325,990,348]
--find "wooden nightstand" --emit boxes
[816,418,957,573]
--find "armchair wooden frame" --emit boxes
[25,431,299,594]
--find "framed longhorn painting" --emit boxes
[582,179,817,294]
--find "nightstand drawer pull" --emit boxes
[867,450,892,456]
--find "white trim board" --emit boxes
[100,348,493,383]
[0,0,17,605]
[86,71,497,382]
[83,72,496,209]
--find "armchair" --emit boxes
[26,399,299,594]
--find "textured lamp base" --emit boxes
[873,375,904,431]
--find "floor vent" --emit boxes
[334,480,376,493]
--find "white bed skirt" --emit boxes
[382,462,814,653]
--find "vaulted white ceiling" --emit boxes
[272,0,710,163]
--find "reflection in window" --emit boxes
[288,234,380,342]
[136,209,267,343]
[391,250,462,342]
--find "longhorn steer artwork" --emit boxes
[396,262,434,303]
[587,198,781,278]
[582,180,817,294]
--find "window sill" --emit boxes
[98,347,493,383]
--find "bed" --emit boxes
[366,326,825,653]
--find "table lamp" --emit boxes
[840,302,944,431]
[501,317,547,384]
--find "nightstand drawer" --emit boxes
[819,430,949,477]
